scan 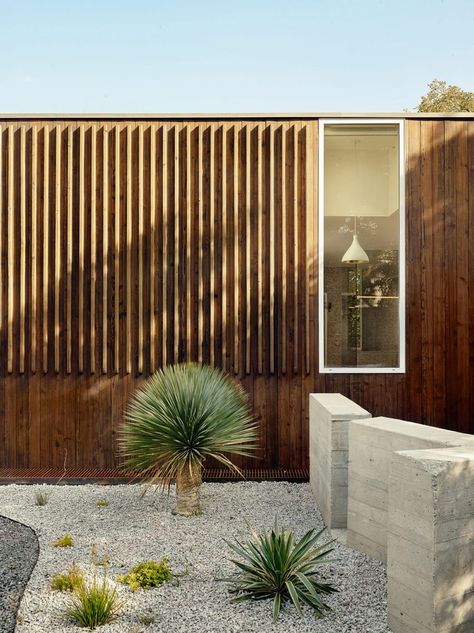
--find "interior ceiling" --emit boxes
[323,124,400,267]
[324,211,400,267]
[324,127,399,219]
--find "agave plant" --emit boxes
[119,364,258,516]
[221,522,337,621]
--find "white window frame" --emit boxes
[318,118,406,374]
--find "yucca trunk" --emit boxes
[174,463,203,516]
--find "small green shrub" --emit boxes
[65,574,124,630]
[53,534,74,548]
[139,614,155,626]
[95,499,109,507]
[51,563,85,592]
[118,559,172,591]
[221,521,337,621]
[35,491,49,506]
[91,544,110,568]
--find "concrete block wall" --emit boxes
[309,393,370,529]
[388,447,474,633]
[346,417,470,562]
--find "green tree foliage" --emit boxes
[417,79,474,112]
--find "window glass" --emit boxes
[321,123,403,371]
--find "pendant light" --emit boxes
[341,138,369,265]
[341,217,369,264]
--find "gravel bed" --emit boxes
[0,515,39,633]
[0,482,391,632]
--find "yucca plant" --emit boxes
[65,574,124,630]
[221,522,337,622]
[119,364,258,516]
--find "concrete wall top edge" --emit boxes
[310,393,371,420]
[351,416,473,442]
[392,446,474,477]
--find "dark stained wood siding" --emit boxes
[0,117,473,470]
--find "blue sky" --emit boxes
[1,0,473,113]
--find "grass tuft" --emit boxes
[51,563,85,592]
[35,490,49,506]
[65,574,124,630]
[139,614,155,626]
[118,559,172,591]
[95,499,109,507]
[53,534,74,548]
[91,544,110,568]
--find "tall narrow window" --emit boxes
[319,120,405,373]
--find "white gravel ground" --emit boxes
[0,482,391,633]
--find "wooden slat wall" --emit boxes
[0,118,473,470]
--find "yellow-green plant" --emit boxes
[118,559,172,591]
[119,364,258,515]
[51,563,85,592]
[95,499,109,507]
[221,522,337,622]
[65,574,124,630]
[53,534,74,548]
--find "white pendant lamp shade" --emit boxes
[341,233,369,264]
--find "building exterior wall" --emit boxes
[0,116,473,469]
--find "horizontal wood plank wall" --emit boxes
[0,118,473,470]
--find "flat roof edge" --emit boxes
[0,112,473,121]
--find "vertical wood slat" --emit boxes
[269,123,275,374]
[138,124,144,373]
[7,126,14,373]
[20,126,26,373]
[197,125,204,363]
[281,122,287,374]
[66,126,72,374]
[222,124,227,369]
[54,125,61,372]
[150,124,157,371]
[257,124,263,374]
[293,123,299,374]
[210,123,215,366]
[185,125,191,362]
[42,125,49,373]
[233,122,240,374]
[245,125,251,374]
[90,126,97,373]
[304,122,313,374]
[198,125,203,364]
[126,124,132,373]
[78,125,85,373]
[162,124,168,367]
[31,127,38,373]
[174,124,180,363]
[102,126,108,374]
[114,125,120,373]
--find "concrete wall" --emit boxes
[388,447,474,633]
[310,397,474,633]
[309,393,371,529]
[347,417,470,562]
